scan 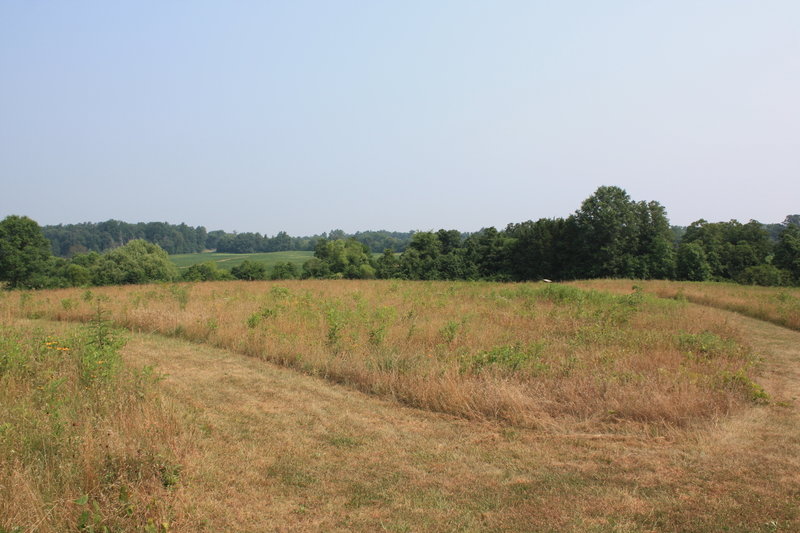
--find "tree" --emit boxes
[270,262,299,280]
[182,262,233,282]
[0,215,54,289]
[91,240,178,285]
[375,249,401,279]
[681,219,771,280]
[301,257,331,279]
[633,201,676,279]
[572,186,640,278]
[231,260,268,281]
[460,227,507,280]
[676,242,712,281]
[306,238,374,279]
[399,232,445,279]
[505,219,567,281]
[737,264,786,286]
[774,225,800,283]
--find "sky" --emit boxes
[1,1,798,236]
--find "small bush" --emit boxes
[462,343,547,374]
[247,306,277,328]
[677,331,739,360]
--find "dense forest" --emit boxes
[2,186,799,289]
[43,221,414,256]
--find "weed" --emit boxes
[717,369,769,404]
[462,343,547,374]
[439,320,461,344]
[270,285,291,299]
[677,331,738,360]
[368,306,395,347]
[247,306,277,328]
[168,284,190,310]
[326,305,346,352]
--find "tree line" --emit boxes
[300,187,799,286]
[2,186,798,289]
[43,220,414,256]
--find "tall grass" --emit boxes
[572,280,800,331]
[0,315,186,532]
[3,280,767,429]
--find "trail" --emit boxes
[117,307,800,532]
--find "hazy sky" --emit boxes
[2,1,798,235]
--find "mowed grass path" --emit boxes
[169,251,313,271]
[112,307,800,531]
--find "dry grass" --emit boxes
[571,279,800,331]
[3,282,800,531]
[0,319,190,532]
[3,280,767,429]
[98,315,800,531]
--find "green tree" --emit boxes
[737,264,786,286]
[504,219,571,281]
[0,215,54,289]
[774,225,800,283]
[464,227,510,280]
[572,186,640,278]
[633,201,676,279]
[399,232,444,279]
[270,262,299,280]
[682,219,771,280]
[91,240,178,285]
[676,242,712,281]
[375,249,401,279]
[301,257,331,279]
[182,262,233,282]
[231,260,268,281]
[306,238,374,279]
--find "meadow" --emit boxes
[571,279,800,331]
[169,250,314,271]
[3,280,799,531]
[0,315,187,531]
[4,280,766,429]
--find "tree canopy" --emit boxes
[0,215,53,289]
[4,188,799,289]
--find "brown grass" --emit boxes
[3,282,800,531]
[0,319,190,532]
[98,315,800,531]
[571,279,800,331]
[3,280,766,429]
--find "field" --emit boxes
[571,280,800,331]
[169,251,314,271]
[2,280,800,531]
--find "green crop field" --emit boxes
[169,251,314,271]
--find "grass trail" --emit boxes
[114,307,800,532]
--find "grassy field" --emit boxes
[169,250,314,271]
[4,281,766,428]
[0,318,188,531]
[571,279,800,331]
[3,280,800,531]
